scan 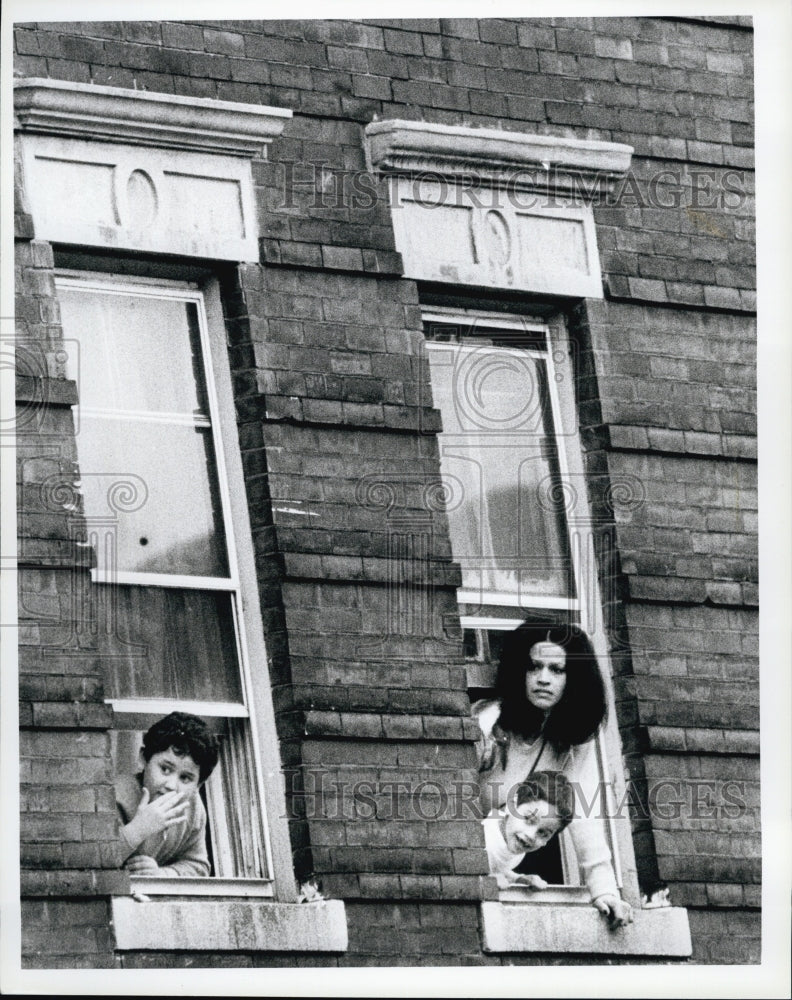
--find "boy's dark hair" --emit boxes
[495,622,607,750]
[141,712,220,783]
[513,770,575,830]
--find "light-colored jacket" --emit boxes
[473,698,618,901]
[115,773,210,878]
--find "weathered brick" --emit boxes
[14,15,757,972]
[595,36,633,60]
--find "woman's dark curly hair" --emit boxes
[495,622,607,750]
[141,712,220,783]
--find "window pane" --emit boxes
[78,417,228,576]
[427,342,572,599]
[60,288,210,416]
[58,276,272,884]
[59,284,228,577]
[103,585,243,703]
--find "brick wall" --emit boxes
[113,900,688,968]
[15,233,128,968]
[223,260,479,893]
[13,18,755,311]
[14,15,757,967]
[572,294,758,956]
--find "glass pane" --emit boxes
[60,288,210,417]
[432,342,545,435]
[58,284,228,577]
[484,629,508,670]
[78,416,228,576]
[462,629,479,659]
[103,585,243,703]
[427,342,572,599]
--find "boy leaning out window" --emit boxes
[116,712,220,878]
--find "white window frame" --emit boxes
[56,269,296,901]
[424,305,626,901]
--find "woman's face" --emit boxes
[525,641,567,712]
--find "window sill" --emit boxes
[128,876,274,898]
[480,902,692,956]
[496,884,590,905]
[111,897,348,952]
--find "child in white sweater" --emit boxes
[483,769,574,889]
[116,712,219,878]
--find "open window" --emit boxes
[57,271,276,896]
[16,78,351,951]
[424,306,623,903]
[365,119,688,954]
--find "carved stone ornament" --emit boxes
[14,78,292,262]
[364,119,633,298]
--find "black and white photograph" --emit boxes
[1,2,789,996]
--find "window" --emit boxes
[425,312,574,614]
[365,118,689,955]
[57,271,277,895]
[15,78,351,950]
[424,306,622,899]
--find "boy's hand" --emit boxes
[593,893,633,929]
[123,787,188,848]
[495,872,549,890]
[514,873,548,890]
[124,854,161,875]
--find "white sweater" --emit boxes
[473,699,618,901]
[483,815,527,886]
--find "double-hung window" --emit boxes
[57,270,278,895]
[424,306,622,900]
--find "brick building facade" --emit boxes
[11,16,758,969]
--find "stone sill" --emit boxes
[111,897,347,952]
[480,902,691,956]
[260,238,404,277]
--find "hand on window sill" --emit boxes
[124,854,162,876]
[495,872,549,891]
[512,873,549,890]
[592,893,633,930]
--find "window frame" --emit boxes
[55,268,297,902]
[423,305,632,902]
[424,309,581,614]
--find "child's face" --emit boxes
[140,746,201,801]
[501,798,563,854]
